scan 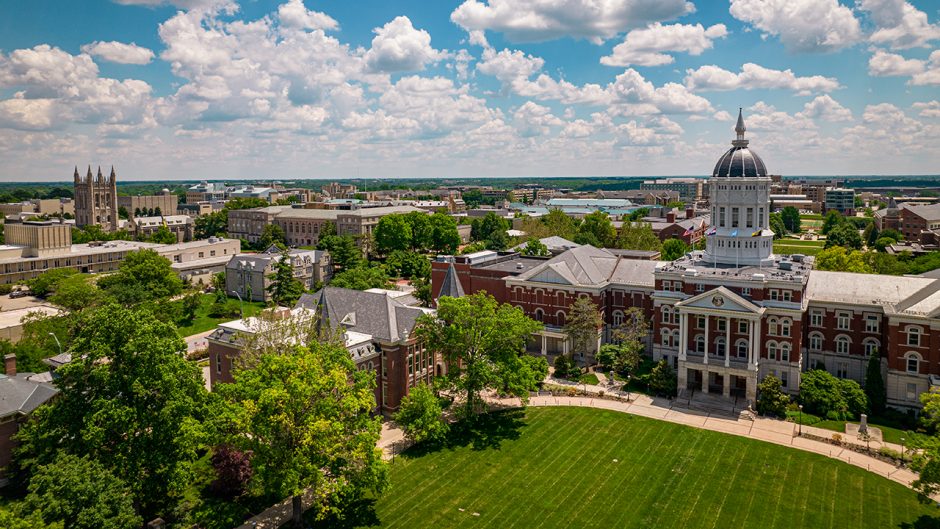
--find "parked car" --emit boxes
[9,287,31,298]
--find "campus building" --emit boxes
[73,166,118,231]
[432,110,940,410]
[225,246,331,302]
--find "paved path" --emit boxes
[185,329,215,354]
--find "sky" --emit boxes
[0,0,938,182]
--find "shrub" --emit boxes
[209,445,253,499]
[799,369,869,421]
[395,383,449,445]
[648,359,677,397]
[553,355,580,380]
[757,375,790,418]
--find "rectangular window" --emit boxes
[837,362,848,379]
[662,281,670,291]
[780,371,788,388]
[907,357,919,373]
[731,207,740,228]
[865,315,879,334]
[741,287,751,297]
[769,290,779,301]
[738,321,748,334]
[746,207,754,227]
[810,335,821,351]
[719,207,726,227]
[837,312,850,330]
[907,383,917,401]
[695,283,705,293]
[908,331,921,347]
[781,347,790,362]
[717,319,726,332]
[782,291,792,302]
[697,316,706,329]
[811,311,822,327]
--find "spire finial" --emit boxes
[732,107,748,147]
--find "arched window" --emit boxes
[556,291,567,305]
[905,351,922,374]
[661,306,672,324]
[715,336,726,356]
[736,339,749,358]
[767,317,779,336]
[613,310,624,326]
[661,328,671,347]
[780,318,791,337]
[809,332,823,352]
[780,342,791,362]
[836,335,850,355]
[694,334,705,353]
[672,329,680,347]
[863,338,880,356]
[906,326,923,347]
[534,309,544,322]
[767,341,778,361]
[368,361,375,371]
[556,311,567,326]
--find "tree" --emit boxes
[577,211,616,248]
[208,445,253,499]
[154,207,162,217]
[553,354,579,380]
[611,306,650,346]
[267,249,304,306]
[824,222,863,250]
[118,206,129,220]
[520,237,550,256]
[224,197,269,211]
[756,375,789,418]
[0,506,61,529]
[194,211,227,239]
[864,353,886,415]
[920,391,940,432]
[428,213,460,253]
[385,250,431,279]
[330,266,391,290]
[14,305,208,521]
[257,223,286,250]
[317,235,362,272]
[597,342,642,376]
[661,238,690,261]
[395,383,449,445]
[48,274,99,312]
[24,454,141,529]
[27,268,78,297]
[648,359,677,397]
[406,211,433,251]
[415,293,543,416]
[563,297,603,363]
[769,213,786,240]
[799,369,868,420]
[374,214,413,254]
[780,206,801,233]
[541,209,578,240]
[863,223,879,248]
[215,343,387,526]
[485,229,510,251]
[97,249,184,304]
[616,221,662,251]
[147,224,178,244]
[821,210,843,235]
[411,276,432,307]
[180,291,202,323]
[470,212,509,242]
[814,246,873,273]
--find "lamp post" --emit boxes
[48,332,62,356]
[231,290,244,320]
[798,404,803,437]
[901,437,906,465]
[625,374,632,401]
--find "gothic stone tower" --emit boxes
[74,165,119,232]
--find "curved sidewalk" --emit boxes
[511,393,919,491]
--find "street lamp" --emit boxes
[48,332,62,356]
[798,404,804,437]
[625,374,632,401]
[231,290,244,319]
[901,437,906,465]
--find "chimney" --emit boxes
[4,354,15,376]
[686,208,694,219]
[666,211,676,223]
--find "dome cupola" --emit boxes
[712,108,767,178]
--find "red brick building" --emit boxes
[0,354,58,484]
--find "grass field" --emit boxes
[175,293,267,337]
[358,407,935,529]
[774,241,825,256]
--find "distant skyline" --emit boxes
[1,0,938,182]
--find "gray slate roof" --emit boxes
[513,245,663,288]
[438,263,465,299]
[0,374,58,418]
[297,287,431,343]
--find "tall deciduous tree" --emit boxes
[661,238,690,261]
[520,237,550,256]
[317,234,362,272]
[266,249,304,306]
[416,293,543,417]
[616,221,662,251]
[215,343,387,527]
[780,206,801,233]
[14,304,208,521]
[429,213,461,254]
[395,383,448,445]
[814,247,873,273]
[97,249,184,304]
[48,274,99,312]
[24,453,141,529]
[470,212,509,243]
[541,209,578,240]
[563,297,603,363]
[756,375,789,418]
[824,222,863,249]
[821,210,843,235]
[374,214,413,254]
[577,211,616,248]
[865,352,886,415]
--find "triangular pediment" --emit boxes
[529,263,576,285]
[676,286,761,314]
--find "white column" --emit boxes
[703,314,709,365]
[752,317,761,371]
[541,334,547,356]
[724,315,731,367]
[679,311,688,360]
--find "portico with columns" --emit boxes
[675,288,763,405]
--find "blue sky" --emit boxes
[0,0,938,181]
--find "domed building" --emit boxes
[703,109,775,266]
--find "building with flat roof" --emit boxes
[824,188,856,216]
[640,178,704,202]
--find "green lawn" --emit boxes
[357,407,934,529]
[775,238,825,247]
[774,243,824,256]
[813,420,912,445]
[175,293,267,337]
[578,373,600,385]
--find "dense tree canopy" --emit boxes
[416,293,543,417]
[317,235,362,272]
[563,297,603,360]
[577,211,616,248]
[97,249,184,304]
[267,249,304,307]
[616,221,662,251]
[661,238,690,261]
[329,265,391,290]
[374,214,413,254]
[780,206,801,233]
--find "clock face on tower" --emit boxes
[711,295,724,307]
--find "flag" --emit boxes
[706,227,717,236]
[730,230,738,237]
[751,228,762,237]
[683,225,694,236]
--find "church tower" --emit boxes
[74,165,119,232]
[703,110,775,267]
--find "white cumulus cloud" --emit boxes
[451,0,694,44]
[277,0,338,31]
[729,0,861,52]
[601,23,728,67]
[912,101,940,118]
[868,49,925,76]
[684,63,840,95]
[858,0,940,50]
[797,95,853,122]
[81,41,155,65]
[365,16,447,73]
